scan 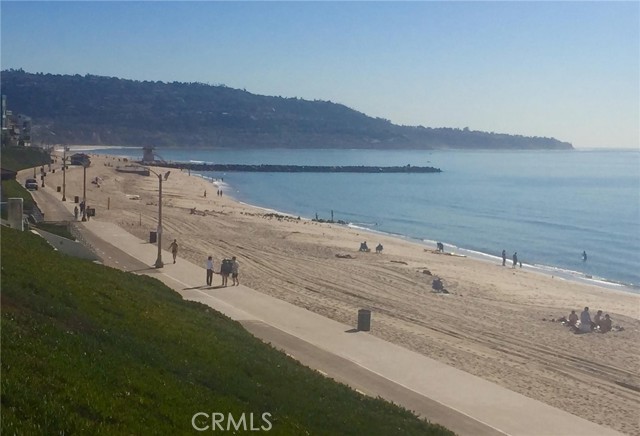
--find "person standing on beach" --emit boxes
[512,252,518,268]
[502,250,506,266]
[205,256,214,286]
[231,256,239,286]
[169,239,179,264]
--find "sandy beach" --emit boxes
[33,152,640,434]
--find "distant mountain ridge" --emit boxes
[1,70,573,150]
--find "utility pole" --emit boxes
[81,163,87,221]
[62,146,68,201]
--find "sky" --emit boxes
[1,1,638,149]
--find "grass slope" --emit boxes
[1,146,51,172]
[1,227,453,435]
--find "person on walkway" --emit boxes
[74,206,79,220]
[231,256,240,286]
[169,239,179,264]
[502,249,506,266]
[512,252,518,268]
[220,258,232,287]
[579,307,592,333]
[205,256,214,286]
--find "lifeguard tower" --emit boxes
[142,146,155,164]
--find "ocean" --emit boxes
[82,147,640,291]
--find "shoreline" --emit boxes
[34,152,640,434]
[221,180,640,295]
[63,145,639,291]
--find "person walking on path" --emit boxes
[512,252,518,268]
[74,206,79,220]
[169,239,179,264]
[231,256,240,286]
[502,249,506,266]
[205,256,214,286]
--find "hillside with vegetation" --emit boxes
[0,227,452,435]
[1,69,572,150]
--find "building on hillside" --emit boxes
[1,95,7,130]
[1,95,32,147]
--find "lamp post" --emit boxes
[146,168,171,268]
[61,146,68,201]
[81,162,87,221]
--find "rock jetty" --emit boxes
[145,162,442,174]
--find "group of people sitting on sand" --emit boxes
[565,307,613,333]
[359,241,384,254]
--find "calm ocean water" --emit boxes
[86,147,640,290]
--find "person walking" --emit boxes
[502,249,506,266]
[231,256,240,286]
[512,252,518,268]
[205,256,214,286]
[74,206,79,220]
[169,239,179,264]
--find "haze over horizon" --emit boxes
[1,1,638,149]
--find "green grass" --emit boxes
[34,222,76,240]
[1,227,453,435]
[1,146,51,171]
[1,179,36,219]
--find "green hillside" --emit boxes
[0,227,453,435]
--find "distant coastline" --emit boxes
[4,70,573,150]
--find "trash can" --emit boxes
[87,207,96,217]
[357,309,371,331]
[149,231,157,244]
[57,186,61,192]
[74,196,79,203]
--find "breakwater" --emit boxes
[145,162,442,173]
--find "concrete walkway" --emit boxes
[22,179,622,435]
[80,219,620,436]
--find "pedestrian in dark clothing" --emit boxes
[502,249,506,266]
[512,252,518,268]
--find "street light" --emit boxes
[81,162,88,221]
[61,146,69,201]
[146,167,171,268]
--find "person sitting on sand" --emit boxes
[359,241,369,252]
[599,314,612,333]
[593,310,603,329]
[579,307,592,333]
[375,243,383,254]
[568,310,578,327]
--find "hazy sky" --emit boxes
[1,1,638,149]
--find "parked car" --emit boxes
[25,178,38,191]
